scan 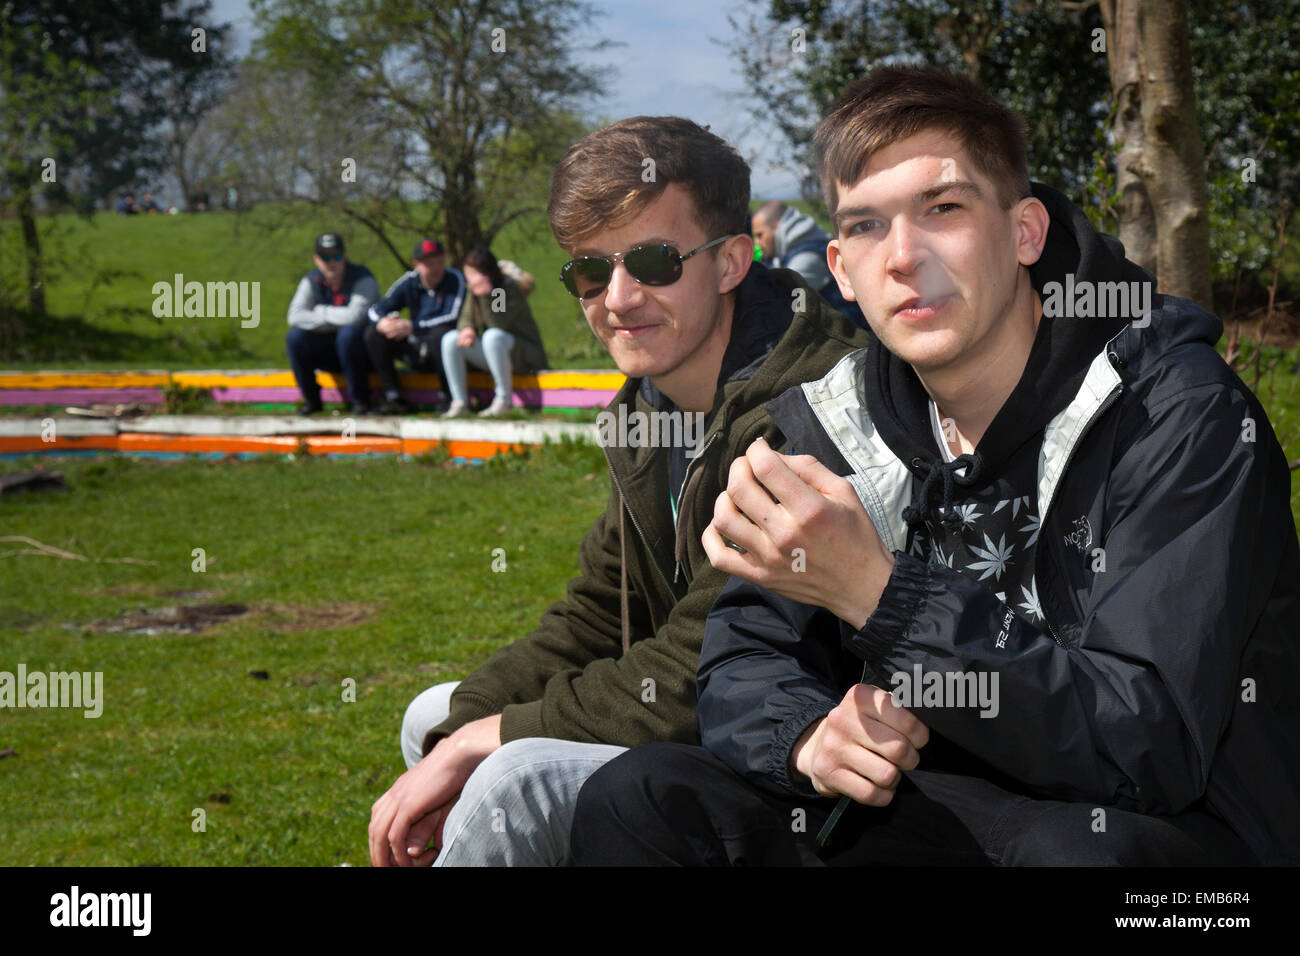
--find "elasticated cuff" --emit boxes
[768,699,838,798]
[844,551,932,671]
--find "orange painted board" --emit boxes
[0,435,120,452]
[305,436,402,455]
[400,438,522,459]
[117,434,300,454]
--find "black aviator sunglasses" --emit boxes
[559,234,737,300]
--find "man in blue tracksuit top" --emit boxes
[285,232,380,415]
[365,237,467,414]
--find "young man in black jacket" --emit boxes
[571,66,1300,866]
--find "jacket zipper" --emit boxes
[673,430,722,585]
[604,451,675,595]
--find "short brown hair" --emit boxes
[547,116,750,251]
[814,65,1031,220]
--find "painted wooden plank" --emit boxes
[117,433,300,454]
[0,435,120,453]
[0,372,170,388]
[305,436,403,455]
[0,388,165,406]
[0,368,625,390]
[0,418,118,437]
[117,416,403,437]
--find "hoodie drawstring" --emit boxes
[902,454,983,532]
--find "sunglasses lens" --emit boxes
[562,258,613,299]
[625,245,682,286]
[560,245,685,299]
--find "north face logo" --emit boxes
[1064,516,1093,553]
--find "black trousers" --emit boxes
[570,743,1258,866]
[363,322,451,399]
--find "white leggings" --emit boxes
[440,327,516,404]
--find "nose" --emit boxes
[885,217,927,276]
[601,260,644,315]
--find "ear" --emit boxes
[717,234,755,295]
[826,239,858,303]
[1014,196,1050,267]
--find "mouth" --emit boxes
[894,293,955,319]
[609,323,663,338]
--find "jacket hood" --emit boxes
[602,261,873,608]
[616,262,869,432]
[862,181,1192,521]
[775,207,830,259]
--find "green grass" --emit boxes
[0,440,610,865]
[1,204,611,370]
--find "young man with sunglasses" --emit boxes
[285,232,379,415]
[368,115,870,866]
[571,67,1300,866]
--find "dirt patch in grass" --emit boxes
[82,597,378,635]
[91,602,251,634]
[257,601,380,633]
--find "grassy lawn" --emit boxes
[1,204,611,370]
[0,440,610,865]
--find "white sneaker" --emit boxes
[441,400,468,418]
[478,397,511,418]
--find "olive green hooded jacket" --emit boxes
[424,264,872,752]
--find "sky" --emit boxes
[207,0,803,198]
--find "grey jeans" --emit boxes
[400,681,627,866]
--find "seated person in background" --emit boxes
[115,193,138,215]
[752,199,865,328]
[286,232,379,415]
[440,245,549,418]
[365,238,466,415]
[139,191,161,214]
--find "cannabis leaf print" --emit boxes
[968,532,1015,582]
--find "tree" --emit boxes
[729,0,1300,311]
[729,1,1110,202]
[1098,0,1211,307]
[0,0,233,336]
[249,0,613,263]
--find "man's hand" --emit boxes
[456,326,477,349]
[368,714,502,866]
[702,437,895,628]
[377,315,413,339]
[792,684,929,806]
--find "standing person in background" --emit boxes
[440,246,549,418]
[365,238,466,415]
[285,232,379,415]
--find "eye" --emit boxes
[844,219,881,236]
[931,202,960,215]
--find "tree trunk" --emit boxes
[16,183,46,320]
[1135,0,1212,309]
[441,161,484,263]
[1099,0,1158,274]
[1099,0,1212,308]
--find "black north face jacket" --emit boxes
[697,184,1300,865]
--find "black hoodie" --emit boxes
[696,184,1300,864]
